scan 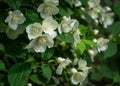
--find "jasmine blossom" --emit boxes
[5,10,26,30]
[37,2,59,19]
[26,23,42,40]
[26,34,54,53]
[97,37,109,52]
[56,57,71,75]
[58,16,79,34]
[42,17,58,38]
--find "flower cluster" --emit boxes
[56,57,90,85]
[26,17,58,53]
[70,59,90,85]
[2,0,116,85]
[88,37,109,62]
[81,0,114,28]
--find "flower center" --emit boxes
[12,16,19,23]
[61,23,69,29]
[44,22,51,29]
[31,28,40,35]
[44,6,52,13]
[38,37,46,45]
[74,73,81,81]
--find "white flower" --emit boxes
[5,10,26,30]
[26,23,42,40]
[93,29,99,35]
[44,0,59,6]
[58,16,79,34]
[88,48,98,62]
[99,6,114,28]
[42,17,58,38]
[102,6,112,13]
[88,0,100,9]
[70,68,88,85]
[73,29,81,48]
[27,83,32,86]
[88,10,99,19]
[73,58,79,66]
[101,13,114,28]
[93,38,98,43]
[26,34,54,53]
[56,57,71,75]
[97,37,109,52]
[72,0,82,7]
[70,60,90,85]
[37,2,59,19]
[78,59,90,72]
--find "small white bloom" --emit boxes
[99,6,114,28]
[5,10,26,30]
[93,38,98,43]
[73,58,79,66]
[71,60,90,85]
[102,13,114,28]
[26,34,54,53]
[58,16,79,34]
[56,58,71,75]
[42,17,58,38]
[57,57,65,63]
[27,83,32,86]
[71,70,87,85]
[37,2,59,19]
[88,48,98,62]
[102,6,111,13]
[73,29,81,48]
[71,68,77,74]
[97,37,109,52]
[72,0,82,7]
[26,23,42,40]
[88,10,99,19]
[44,0,59,6]
[93,29,99,35]
[88,0,100,9]
[78,59,90,71]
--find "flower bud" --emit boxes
[93,29,99,35]
[93,38,98,43]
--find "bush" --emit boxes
[0,0,120,86]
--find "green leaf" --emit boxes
[30,74,43,85]
[77,40,86,54]
[0,60,7,72]
[4,0,23,9]
[114,1,120,17]
[113,72,120,83]
[104,0,112,6]
[0,23,7,33]
[8,63,31,86]
[65,0,72,5]
[41,64,52,81]
[104,42,117,59]
[109,21,120,36]
[6,27,24,40]
[79,25,88,35]
[26,10,40,22]
[83,39,95,47]
[56,34,74,43]
[90,70,102,81]
[59,7,73,16]
[0,43,5,52]
[0,82,4,86]
[41,48,54,61]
